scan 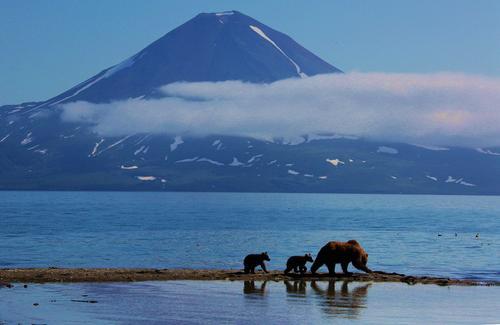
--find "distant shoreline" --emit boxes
[1,189,500,197]
[0,268,497,286]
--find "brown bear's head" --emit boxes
[304,253,313,263]
[261,252,270,261]
[361,253,369,266]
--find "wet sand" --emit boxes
[0,268,497,286]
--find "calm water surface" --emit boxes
[1,280,499,324]
[1,191,500,280]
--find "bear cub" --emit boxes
[244,252,271,274]
[284,254,314,274]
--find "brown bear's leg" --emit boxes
[284,266,292,274]
[251,266,256,274]
[326,263,336,276]
[261,262,268,273]
[294,266,299,273]
[310,261,323,274]
[299,266,307,274]
[244,266,250,274]
[341,262,352,276]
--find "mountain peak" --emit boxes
[40,11,341,106]
[197,10,246,18]
[207,10,239,16]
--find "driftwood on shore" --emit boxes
[0,268,497,286]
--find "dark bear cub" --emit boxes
[244,252,271,274]
[284,253,314,274]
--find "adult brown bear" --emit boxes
[310,240,372,275]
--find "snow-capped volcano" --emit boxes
[38,10,340,106]
[1,11,499,194]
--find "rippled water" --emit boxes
[1,281,499,324]
[1,191,500,280]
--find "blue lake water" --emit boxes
[1,191,500,280]
[1,281,500,324]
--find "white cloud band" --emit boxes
[60,72,500,147]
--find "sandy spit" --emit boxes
[0,268,498,286]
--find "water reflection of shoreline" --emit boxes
[243,280,268,296]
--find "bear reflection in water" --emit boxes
[310,280,371,318]
[243,280,370,318]
[243,280,268,296]
[284,280,307,296]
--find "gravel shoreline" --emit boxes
[0,268,497,286]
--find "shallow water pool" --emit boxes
[1,280,499,324]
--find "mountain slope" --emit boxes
[36,10,340,107]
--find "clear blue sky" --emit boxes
[1,0,499,104]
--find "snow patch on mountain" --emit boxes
[137,176,156,181]
[105,53,141,77]
[445,176,476,187]
[377,146,398,154]
[229,157,245,166]
[170,136,184,152]
[212,139,223,150]
[134,145,147,155]
[48,53,141,107]
[89,139,104,157]
[197,158,224,166]
[176,157,199,163]
[306,134,358,142]
[249,25,307,78]
[121,165,139,170]
[476,148,500,156]
[247,154,263,163]
[135,134,151,146]
[326,158,345,166]
[458,180,476,187]
[276,136,306,145]
[21,132,33,145]
[102,135,132,153]
[215,11,234,16]
[27,145,39,151]
[413,144,450,151]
